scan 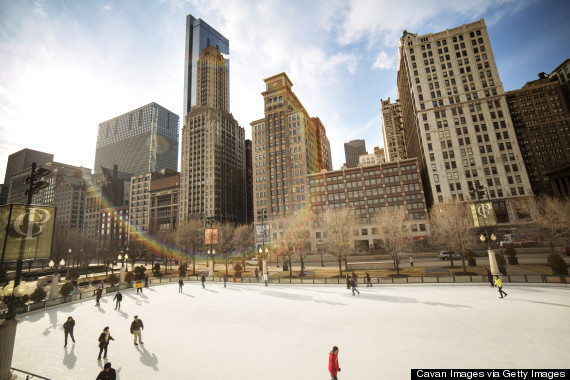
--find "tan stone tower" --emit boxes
[396,19,532,222]
[251,73,330,220]
[179,45,246,223]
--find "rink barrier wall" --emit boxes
[1,274,568,319]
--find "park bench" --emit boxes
[425,268,450,276]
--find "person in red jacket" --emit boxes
[328,346,341,379]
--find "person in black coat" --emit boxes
[63,316,75,347]
[201,274,206,289]
[365,272,372,287]
[95,288,103,307]
[178,277,184,293]
[113,291,122,310]
[486,268,494,287]
[96,362,116,380]
[97,326,114,361]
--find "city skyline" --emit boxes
[1,0,569,182]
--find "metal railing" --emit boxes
[11,367,52,380]
[1,273,568,319]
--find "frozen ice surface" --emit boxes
[12,283,570,379]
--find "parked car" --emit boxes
[439,251,461,261]
[246,257,259,266]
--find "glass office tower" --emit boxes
[183,14,230,119]
[94,102,179,176]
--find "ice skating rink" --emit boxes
[12,283,570,379]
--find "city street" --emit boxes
[11,282,570,379]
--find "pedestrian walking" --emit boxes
[329,346,341,380]
[494,276,508,298]
[263,272,268,287]
[144,274,149,287]
[486,268,494,287]
[130,315,144,346]
[136,280,143,294]
[95,288,103,307]
[178,277,184,293]
[365,272,372,287]
[63,316,75,347]
[97,327,114,361]
[346,274,350,289]
[113,291,122,310]
[410,256,414,267]
[223,274,227,288]
[201,274,206,289]
[254,267,259,282]
[350,277,360,296]
[96,362,117,380]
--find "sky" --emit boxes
[1,0,569,182]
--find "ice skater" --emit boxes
[329,346,341,380]
[113,291,122,310]
[136,280,143,294]
[365,272,372,287]
[346,274,351,289]
[130,315,144,346]
[494,276,508,298]
[223,274,227,288]
[201,274,206,288]
[95,288,103,307]
[63,316,75,347]
[263,272,268,287]
[410,255,414,267]
[254,267,259,282]
[486,268,494,287]
[97,326,114,361]
[350,277,360,296]
[96,362,116,380]
[178,277,184,293]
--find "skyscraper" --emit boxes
[0,148,53,205]
[506,72,570,195]
[183,14,230,119]
[94,102,179,176]
[179,45,246,223]
[381,98,407,162]
[344,139,367,168]
[251,72,331,220]
[396,19,532,222]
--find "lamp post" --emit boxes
[207,249,215,276]
[118,252,127,284]
[259,247,269,275]
[205,216,215,276]
[480,233,497,253]
[257,209,268,273]
[317,239,324,267]
[48,258,66,299]
[67,248,72,278]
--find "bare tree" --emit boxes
[518,195,570,247]
[320,207,358,276]
[216,222,237,276]
[231,224,255,271]
[373,207,414,276]
[175,218,203,275]
[429,201,475,272]
[275,210,312,278]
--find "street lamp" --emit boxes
[480,233,497,250]
[317,239,324,267]
[205,216,215,276]
[259,246,269,274]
